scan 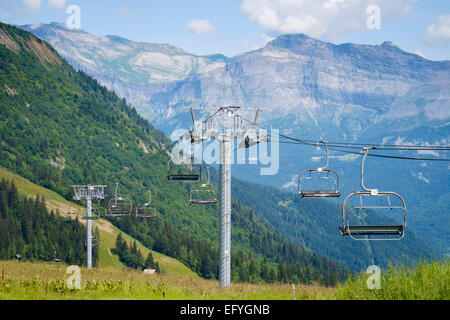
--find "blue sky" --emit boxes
[1,0,449,60]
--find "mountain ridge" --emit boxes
[20,23,450,122]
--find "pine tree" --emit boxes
[144,251,156,270]
[114,233,127,254]
[131,241,138,255]
[0,189,7,219]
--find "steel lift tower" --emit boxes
[186,106,266,288]
[71,184,106,269]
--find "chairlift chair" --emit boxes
[53,251,62,263]
[298,141,341,198]
[190,166,218,205]
[135,189,157,218]
[105,183,133,217]
[339,147,406,240]
[167,156,201,182]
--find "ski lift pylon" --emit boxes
[298,141,341,198]
[339,147,406,240]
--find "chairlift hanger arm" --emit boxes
[318,141,329,170]
[361,147,378,194]
[253,109,261,126]
[114,182,119,198]
[190,107,197,126]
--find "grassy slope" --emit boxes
[333,259,449,300]
[0,260,330,300]
[0,259,447,300]
[0,166,198,278]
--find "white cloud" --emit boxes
[0,0,40,20]
[23,0,41,12]
[242,33,275,52]
[241,39,251,50]
[423,14,450,47]
[281,174,298,189]
[417,149,439,157]
[261,32,275,45]
[242,38,263,51]
[47,0,66,9]
[414,172,430,184]
[240,0,413,40]
[187,19,216,35]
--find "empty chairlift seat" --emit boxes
[190,166,218,205]
[298,141,341,198]
[106,182,133,217]
[107,197,133,217]
[135,189,157,218]
[340,147,406,240]
[298,169,341,198]
[190,185,218,204]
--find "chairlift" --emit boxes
[53,251,62,263]
[298,141,341,198]
[105,182,133,217]
[135,189,157,218]
[339,147,406,240]
[190,166,218,205]
[167,155,201,182]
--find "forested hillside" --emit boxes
[0,179,95,265]
[0,22,351,285]
[112,200,349,284]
